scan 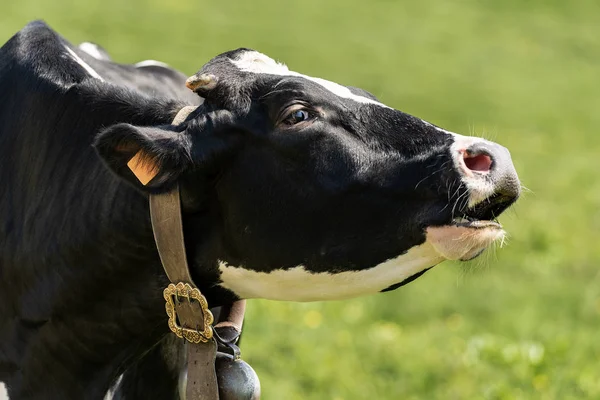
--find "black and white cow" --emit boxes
[0,21,520,399]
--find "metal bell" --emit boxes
[215,352,261,400]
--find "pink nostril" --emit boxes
[463,152,493,173]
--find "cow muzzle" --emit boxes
[454,137,520,207]
[427,135,520,261]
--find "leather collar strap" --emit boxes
[148,105,219,400]
[150,187,220,400]
[146,106,249,400]
[149,188,195,284]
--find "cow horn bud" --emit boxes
[186,73,218,92]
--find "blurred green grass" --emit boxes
[2,0,600,398]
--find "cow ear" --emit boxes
[94,123,192,192]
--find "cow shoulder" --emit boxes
[0,20,102,91]
[0,21,186,132]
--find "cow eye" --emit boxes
[282,108,311,125]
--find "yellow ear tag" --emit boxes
[127,151,159,185]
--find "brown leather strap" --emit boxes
[172,105,198,125]
[186,340,219,400]
[147,105,253,400]
[149,105,200,286]
[149,189,195,285]
[150,189,220,400]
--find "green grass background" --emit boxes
[1,0,599,399]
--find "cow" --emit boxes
[0,21,520,399]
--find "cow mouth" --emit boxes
[426,193,515,261]
[450,216,501,230]
[450,192,517,230]
[462,192,516,221]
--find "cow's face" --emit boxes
[96,49,520,302]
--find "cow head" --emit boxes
[95,49,520,302]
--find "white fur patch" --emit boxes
[135,60,171,69]
[0,382,7,400]
[218,239,444,301]
[78,42,107,61]
[103,374,123,400]
[64,45,104,81]
[231,51,390,108]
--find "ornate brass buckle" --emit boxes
[164,282,214,343]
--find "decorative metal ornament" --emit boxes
[164,282,214,343]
